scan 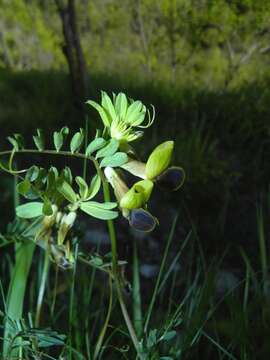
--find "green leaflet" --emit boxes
[70,129,84,153]
[33,129,45,151]
[75,176,89,199]
[85,137,106,156]
[96,138,119,159]
[42,197,53,216]
[26,165,40,182]
[53,127,69,152]
[57,180,77,203]
[87,174,101,199]
[100,152,128,168]
[8,133,24,150]
[16,202,44,218]
[17,179,31,196]
[80,201,118,220]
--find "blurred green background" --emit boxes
[1,1,270,358]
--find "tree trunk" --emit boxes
[55,0,87,112]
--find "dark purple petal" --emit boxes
[129,208,157,232]
[156,166,185,191]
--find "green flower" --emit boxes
[121,141,185,191]
[104,166,157,232]
[120,179,154,210]
[86,91,154,143]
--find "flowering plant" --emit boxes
[0,91,185,359]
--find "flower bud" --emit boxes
[104,166,129,202]
[145,141,174,180]
[42,204,58,228]
[120,180,153,210]
[57,211,77,245]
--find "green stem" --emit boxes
[132,240,143,338]
[0,148,95,163]
[102,179,142,358]
[93,274,113,360]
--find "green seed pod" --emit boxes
[145,141,174,180]
[120,179,153,210]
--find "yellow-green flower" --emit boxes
[104,166,157,232]
[121,141,185,191]
[86,91,154,143]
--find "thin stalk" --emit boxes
[257,205,268,295]
[69,244,79,360]
[102,179,142,358]
[51,266,59,317]
[132,240,143,338]
[93,274,113,360]
[35,250,50,327]
[144,214,178,332]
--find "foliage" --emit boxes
[0,91,186,359]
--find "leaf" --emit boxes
[26,165,40,182]
[89,256,103,267]
[86,100,110,127]
[100,152,128,168]
[7,134,24,150]
[46,166,59,191]
[62,166,73,184]
[7,137,19,150]
[70,129,84,153]
[57,180,77,203]
[42,198,53,216]
[33,129,45,151]
[162,330,177,342]
[96,138,119,159]
[53,131,63,152]
[16,202,44,219]
[87,174,101,199]
[80,201,118,220]
[85,137,106,156]
[75,176,89,199]
[88,201,117,210]
[53,127,69,152]
[17,179,31,196]
[147,329,158,348]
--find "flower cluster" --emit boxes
[87,91,154,143]
[88,91,185,232]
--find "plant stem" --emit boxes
[35,250,50,327]
[102,179,143,358]
[93,274,113,360]
[132,240,143,338]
